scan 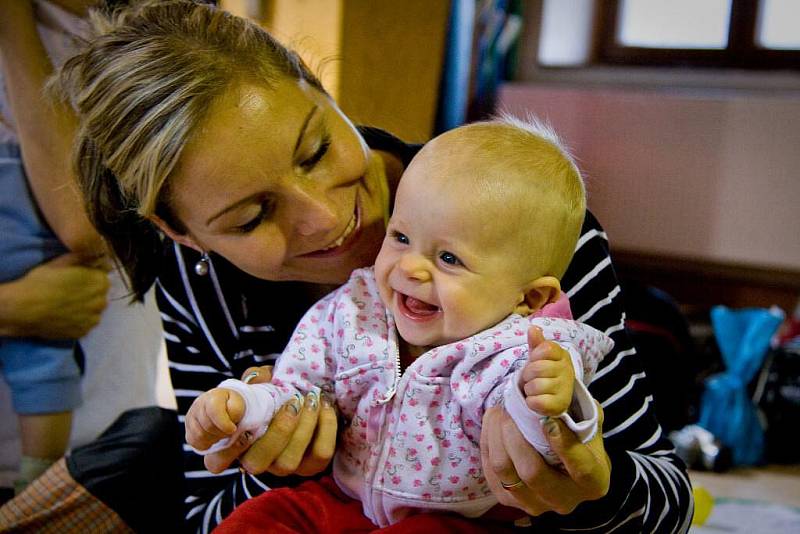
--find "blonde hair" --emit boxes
[429,114,586,278]
[52,0,324,300]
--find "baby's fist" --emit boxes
[186,388,246,451]
[521,326,575,416]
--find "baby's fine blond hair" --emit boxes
[422,114,586,279]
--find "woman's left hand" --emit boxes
[480,327,611,516]
[203,366,338,477]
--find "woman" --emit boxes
[54,1,691,532]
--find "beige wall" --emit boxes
[244,0,449,143]
[498,83,800,271]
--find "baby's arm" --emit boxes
[187,379,297,456]
[502,323,611,465]
[519,334,575,417]
[185,387,246,453]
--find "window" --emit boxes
[597,0,800,69]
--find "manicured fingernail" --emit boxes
[321,392,334,409]
[288,393,304,415]
[306,390,319,411]
[243,371,259,384]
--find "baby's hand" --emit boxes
[521,326,575,417]
[185,387,246,452]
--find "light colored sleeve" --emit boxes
[501,319,614,465]
[194,289,341,456]
[503,367,598,465]
[193,379,296,456]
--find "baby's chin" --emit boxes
[395,327,455,352]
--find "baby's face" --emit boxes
[374,146,534,349]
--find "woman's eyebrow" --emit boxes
[293,104,320,156]
[205,105,321,227]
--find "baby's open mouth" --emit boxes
[397,292,440,319]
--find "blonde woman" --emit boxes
[8,1,691,532]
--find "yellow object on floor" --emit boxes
[692,485,715,526]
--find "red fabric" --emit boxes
[214,476,515,533]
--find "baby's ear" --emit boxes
[514,276,561,316]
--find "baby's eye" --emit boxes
[439,251,462,266]
[391,231,409,245]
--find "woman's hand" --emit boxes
[0,252,110,339]
[204,366,338,477]
[480,327,611,516]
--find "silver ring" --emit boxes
[501,479,525,490]
[243,371,259,384]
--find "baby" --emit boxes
[186,116,614,528]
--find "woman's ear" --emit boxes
[149,213,204,253]
[514,276,561,316]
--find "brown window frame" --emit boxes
[595,0,800,70]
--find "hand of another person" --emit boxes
[480,327,611,517]
[204,366,338,477]
[0,252,110,339]
[185,387,245,455]
[520,326,575,416]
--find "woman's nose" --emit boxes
[291,186,338,237]
[398,253,431,282]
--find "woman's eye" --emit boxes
[300,136,331,171]
[439,251,463,266]
[235,201,273,233]
[391,231,409,245]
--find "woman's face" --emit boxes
[166,79,390,284]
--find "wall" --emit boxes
[498,83,800,272]
[257,0,449,143]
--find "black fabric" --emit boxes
[619,280,696,432]
[756,346,800,463]
[356,126,422,168]
[67,407,186,533]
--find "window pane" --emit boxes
[758,0,800,49]
[618,0,732,49]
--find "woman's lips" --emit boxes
[396,292,440,322]
[302,199,362,258]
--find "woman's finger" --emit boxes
[267,391,321,476]
[294,393,338,476]
[481,407,522,506]
[241,365,274,384]
[545,407,611,499]
[204,431,255,474]
[239,394,302,474]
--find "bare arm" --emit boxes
[0,252,109,339]
[0,0,103,257]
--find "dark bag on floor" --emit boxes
[754,345,800,464]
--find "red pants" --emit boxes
[214,476,516,533]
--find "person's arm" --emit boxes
[482,212,693,532]
[156,242,336,532]
[0,252,109,339]
[0,0,104,257]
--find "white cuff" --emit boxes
[503,367,598,465]
[191,379,280,456]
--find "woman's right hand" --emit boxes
[0,252,110,339]
[203,366,338,477]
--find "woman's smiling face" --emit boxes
[165,79,390,283]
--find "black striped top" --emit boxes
[156,128,693,533]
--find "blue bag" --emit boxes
[698,305,784,466]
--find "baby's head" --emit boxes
[374,115,585,349]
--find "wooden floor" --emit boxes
[689,464,800,508]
